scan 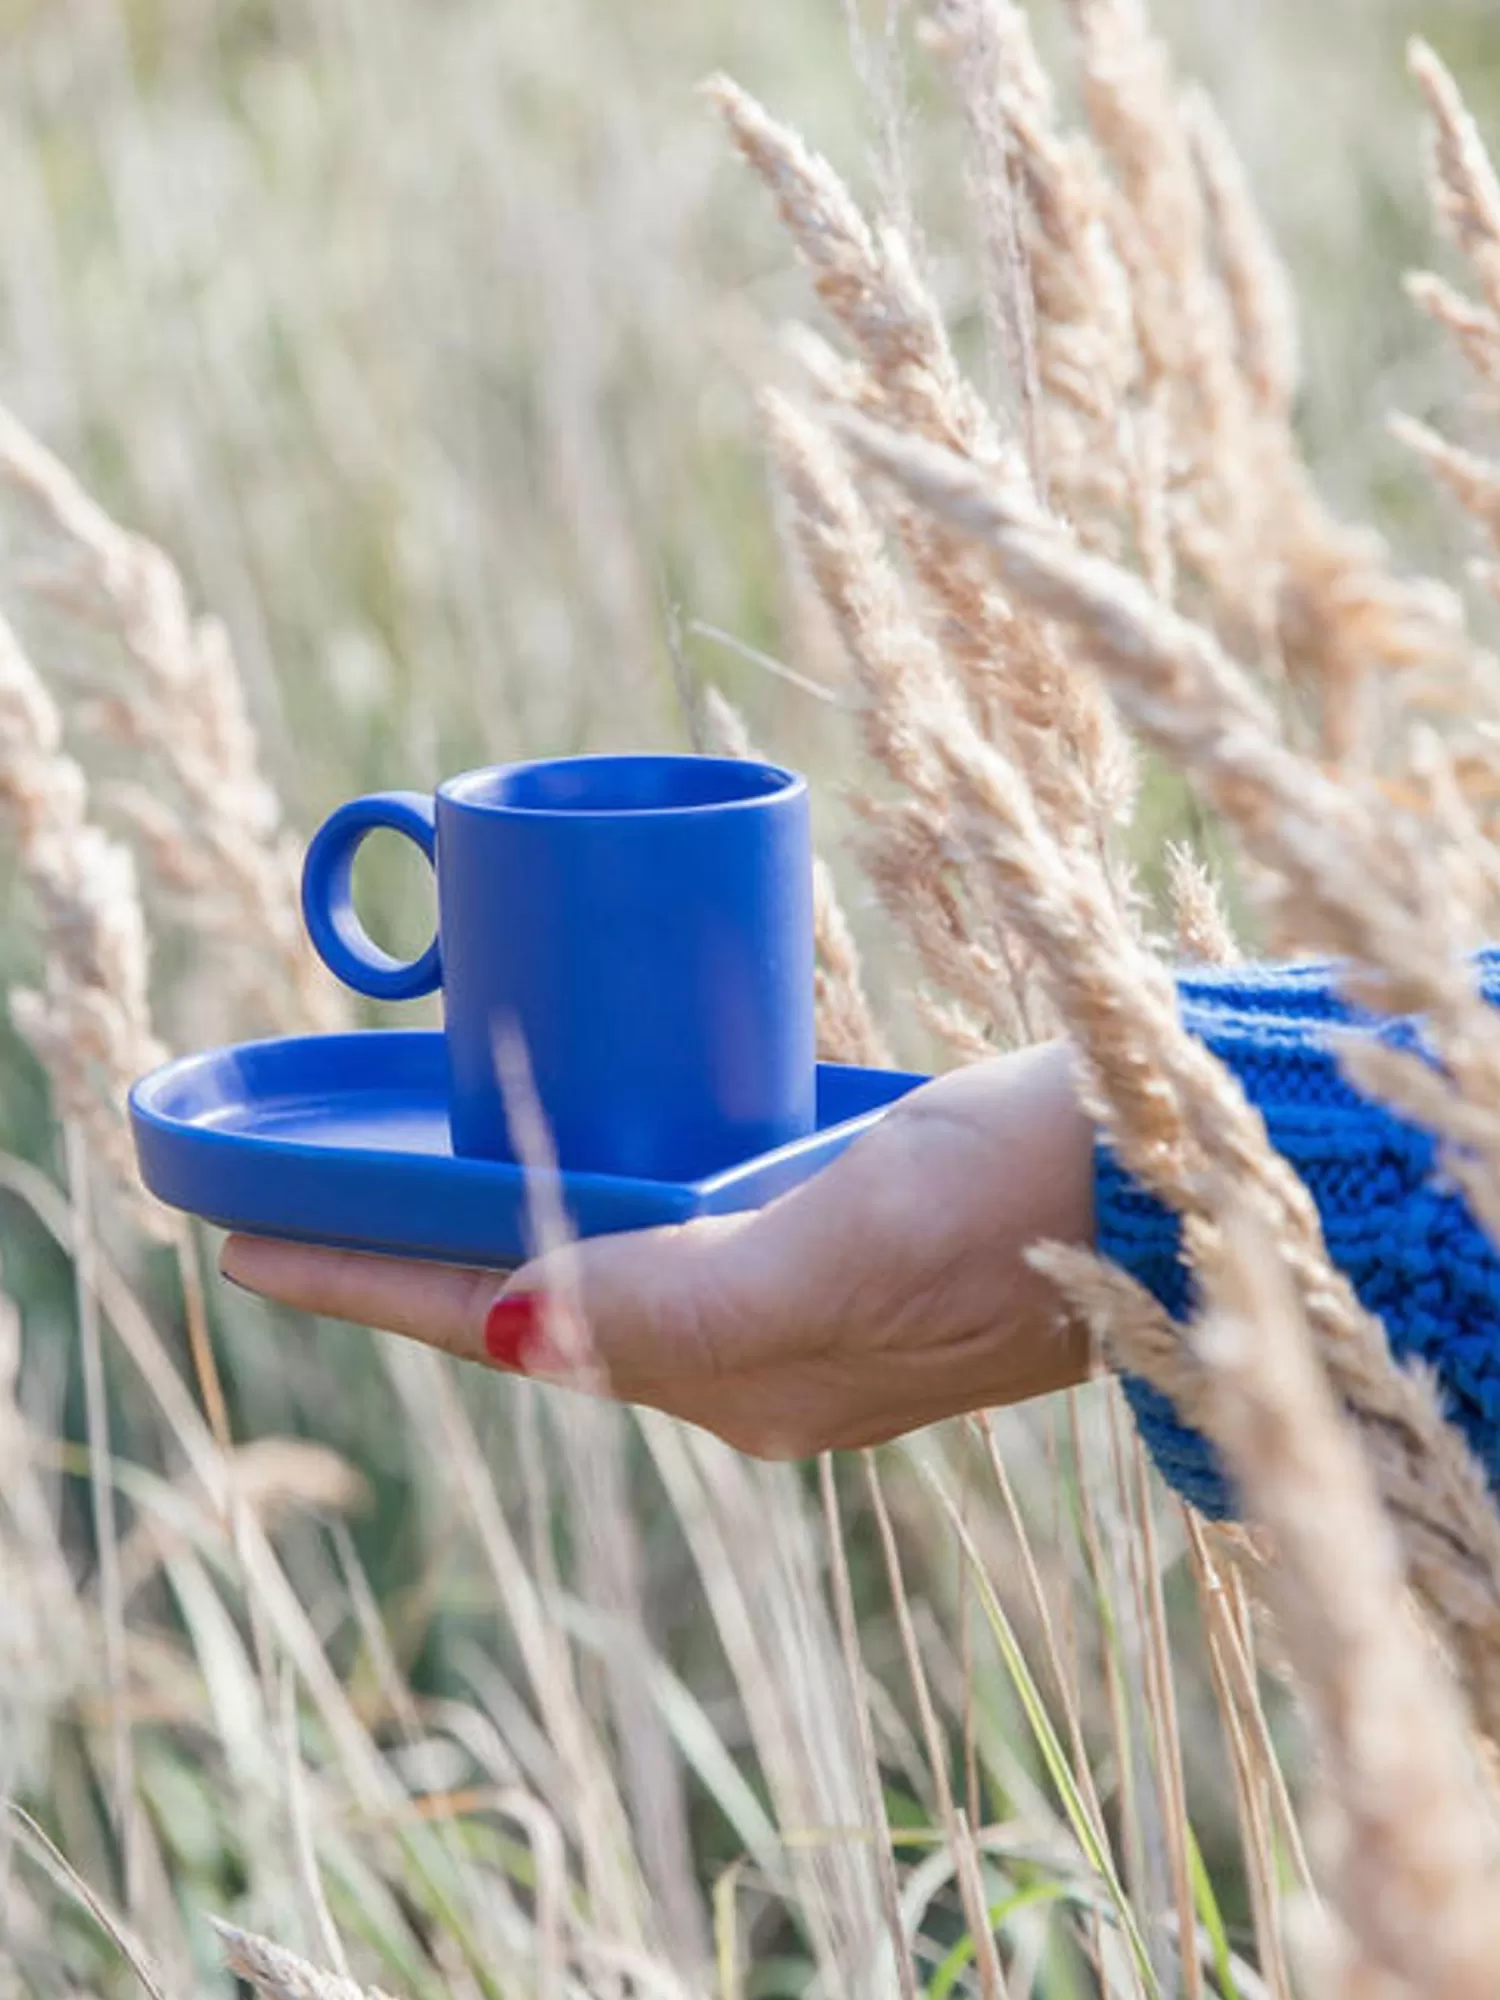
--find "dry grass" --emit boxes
[6,3,1500,1998]
[1190,1213,1500,1998]
[215,1922,398,2000]
[0,402,343,1045]
[0,600,164,1210]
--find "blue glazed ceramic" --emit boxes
[129,1034,926,1268]
[300,755,816,1181]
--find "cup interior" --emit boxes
[443,754,798,816]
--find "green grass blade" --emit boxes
[927,1878,1072,2000]
[1187,1826,1239,2000]
[914,1450,1164,2000]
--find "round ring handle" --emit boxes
[300,791,441,1002]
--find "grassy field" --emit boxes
[5,1,1500,1994]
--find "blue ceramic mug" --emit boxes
[300,755,816,1180]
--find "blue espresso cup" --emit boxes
[300,754,816,1180]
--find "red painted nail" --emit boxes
[484,1292,542,1371]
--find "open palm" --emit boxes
[221,1040,1095,1456]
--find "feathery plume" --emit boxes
[1406,268,1500,392]
[1180,87,1299,424]
[844,416,1500,1212]
[698,682,891,1063]
[706,74,997,460]
[1392,413,1500,549]
[927,0,1137,540]
[1399,42,1500,713]
[760,390,1027,1043]
[1072,0,1476,760]
[1068,0,1250,567]
[216,1922,398,2000]
[840,408,1500,1739]
[0,403,343,1037]
[1191,1211,1500,1999]
[1409,39,1500,326]
[1164,841,1240,966]
[0,604,166,1216]
[714,73,1135,860]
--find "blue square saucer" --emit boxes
[129,1032,926,1268]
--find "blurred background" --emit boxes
[3,0,1500,1991]
[0,0,1495,956]
[2,0,1496,1037]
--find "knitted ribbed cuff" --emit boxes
[1094,1144,1239,1518]
[1093,963,1500,1518]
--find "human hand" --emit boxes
[219,1040,1096,1457]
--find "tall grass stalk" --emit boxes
[8,3,1500,1996]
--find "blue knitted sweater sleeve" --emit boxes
[1094,951,1500,1518]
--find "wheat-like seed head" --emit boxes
[761,391,1054,1049]
[717,69,1136,862]
[215,1923,397,2000]
[1396,42,1500,750]
[929,0,1137,495]
[1179,87,1299,423]
[707,74,998,462]
[698,681,891,1064]
[1069,0,1249,546]
[839,416,1500,1192]
[1163,841,1240,967]
[1192,1208,1500,1999]
[811,854,893,1067]
[1068,0,1477,762]
[0,1258,87,1785]
[836,406,1500,1742]
[0,604,167,1218]
[0,402,344,1040]
[1392,413,1500,551]
[1027,1239,1194,1410]
[1406,268,1500,390]
[1410,39,1500,325]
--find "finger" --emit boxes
[220,1235,498,1362]
[487,1209,767,1389]
[217,1218,769,1388]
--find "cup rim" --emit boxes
[438,753,806,819]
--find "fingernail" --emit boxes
[484,1291,543,1371]
[219,1251,260,1296]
